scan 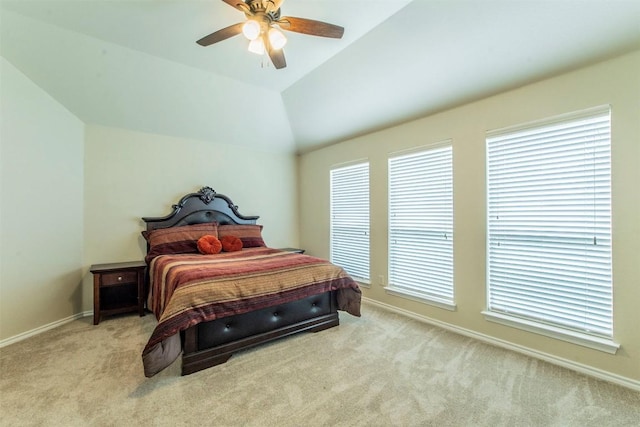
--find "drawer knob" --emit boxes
[118,276,123,281]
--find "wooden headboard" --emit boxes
[142,186,259,232]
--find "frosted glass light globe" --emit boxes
[268,28,287,50]
[242,20,261,40]
[248,38,265,55]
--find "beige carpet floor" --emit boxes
[1,302,638,426]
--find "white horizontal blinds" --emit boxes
[487,107,612,337]
[388,143,454,302]
[330,162,370,281]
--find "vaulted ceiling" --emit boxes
[2,0,639,153]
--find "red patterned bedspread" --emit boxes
[142,247,361,377]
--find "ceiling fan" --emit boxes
[196,0,344,69]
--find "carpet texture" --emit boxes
[1,302,638,426]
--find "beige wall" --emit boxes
[82,125,299,311]
[1,59,299,340]
[0,58,85,341]
[298,51,640,384]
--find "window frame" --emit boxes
[483,105,619,354]
[386,141,455,310]
[329,160,371,284]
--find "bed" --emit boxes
[140,187,362,377]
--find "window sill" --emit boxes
[481,310,620,354]
[356,279,371,289]
[384,287,456,311]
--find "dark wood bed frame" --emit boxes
[142,186,339,375]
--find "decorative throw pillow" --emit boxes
[142,222,218,262]
[197,235,222,254]
[220,235,243,252]
[217,224,266,248]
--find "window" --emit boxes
[330,162,370,282]
[485,106,617,353]
[387,142,454,309]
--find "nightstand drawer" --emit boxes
[101,271,138,286]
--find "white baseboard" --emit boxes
[362,297,640,392]
[0,311,93,349]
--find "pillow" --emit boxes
[143,222,218,261]
[197,235,222,254]
[220,235,243,252]
[218,224,266,248]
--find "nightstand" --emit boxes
[278,247,305,254]
[91,261,146,325]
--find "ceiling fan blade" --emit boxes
[264,34,287,69]
[222,0,249,13]
[277,17,344,39]
[196,22,244,46]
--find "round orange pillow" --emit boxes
[220,235,243,252]
[197,235,222,254]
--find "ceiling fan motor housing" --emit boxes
[246,0,281,20]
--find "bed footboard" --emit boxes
[182,291,338,375]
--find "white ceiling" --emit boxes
[2,0,639,153]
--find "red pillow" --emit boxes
[197,235,222,254]
[220,235,243,252]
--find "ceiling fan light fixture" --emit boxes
[248,38,265,55]
[242,19,261,40]
[268,27,287,50]
[197,0,345,70]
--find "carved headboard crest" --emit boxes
[142,186,259,231]
[199,186,216,204]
